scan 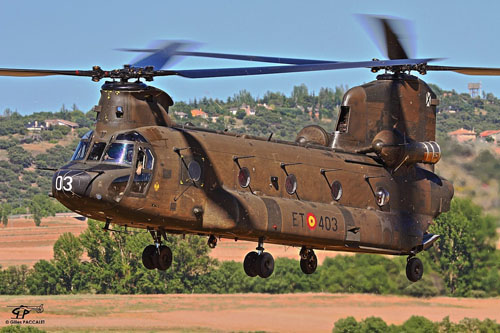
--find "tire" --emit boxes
[243,251,259,277]
[157,246,173,271]
[257,252,274,278]
[142,245,157,270]
[300,252,317,274]
[406,257,424,282]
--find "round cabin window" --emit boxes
[331,180,343,201]
[376,187,390,206]
[285,174,297,195]
[188,161,202,182]
[238,167,251,188]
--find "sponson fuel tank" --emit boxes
[332,73,439,153]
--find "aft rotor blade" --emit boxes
[427,65,500,76]
[357,14,415,60]
[160,58,436,79]
[0,68,94,77]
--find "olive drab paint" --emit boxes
[52,73,453,263]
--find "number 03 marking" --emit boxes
[55,175,73,191]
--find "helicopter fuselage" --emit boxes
[53,122,453,256]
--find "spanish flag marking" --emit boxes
[307,213,317,230]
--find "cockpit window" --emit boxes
[87,142,107,161]
[81,130,93,140]
[103,143,134,165]
[71,130,93,161]
[71,141,90,161]
[116,132,147,142]
[145,149,154,170]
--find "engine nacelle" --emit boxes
[372,130,441,168]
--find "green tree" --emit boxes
[2,203,12,227]
[26,260,59,295]
[426,198,499,296]
[52,233,86,293]
[332,316,360,333]
[7,146,33,167]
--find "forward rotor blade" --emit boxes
[172,51,336,65]
[427,65,500,76]
[160,58,436,79]
[119,42,335,66]
[0,68,93,77]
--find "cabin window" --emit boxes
[188,161,202,182]
[331,180,343,201]
[116,106,124,118]
[376,187,390,206]
[335,106,350,133]
[238,167,251,188]
[285,174,297,195]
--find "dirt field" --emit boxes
[0,293,498,332]
[0,216,87,267]
[0,216,345,268]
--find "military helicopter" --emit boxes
[2,16,499,282]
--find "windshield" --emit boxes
[103,143,134,165]
[87,142,107,161]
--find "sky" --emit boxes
[0,0,499,115]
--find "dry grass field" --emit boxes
[1,217,499,332]
[0,293,499,332]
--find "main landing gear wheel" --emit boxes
[300,247,317,274]
[406,256,424,282]
[142,245,157,270]
[257,252,275,278]
[142,229,173,271]
[157,245,173,271]
[243,237,275,278]
[244,251,259,277]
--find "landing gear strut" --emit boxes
[406,256,423,282]
[141,229,173,271]
[207,235,218,248]
[243,237,274,278]
[299,247,317,274]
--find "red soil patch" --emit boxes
[0,293,498,332]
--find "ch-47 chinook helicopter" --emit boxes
[2,16,500,282]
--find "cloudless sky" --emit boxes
[0,0,499,114]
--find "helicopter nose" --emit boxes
[52,169,94,197]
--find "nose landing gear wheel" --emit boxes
[142,245,157,270]
[157,245,173,271]
[406,256,424,282]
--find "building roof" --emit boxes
[46,119,79,128]
[448,128,476,136]
[190,109,207,117]
[479,129,500,137]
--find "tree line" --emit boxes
[0,198,498,297]
[332,315,500,333]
